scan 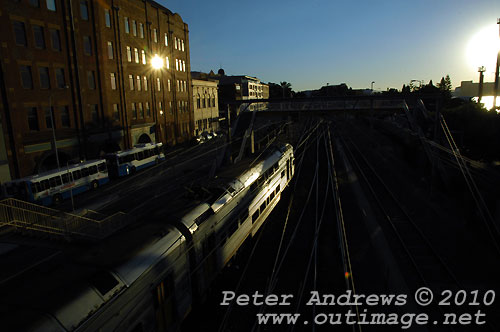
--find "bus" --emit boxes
[2,159,109,206]
[105,142,165,177]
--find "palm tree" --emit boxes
[280,81,292,98]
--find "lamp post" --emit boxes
[493,18,500,110]
[49,85,69,170]
[48,94,60,170]
[478,66,486,104]
[371,81,375,91]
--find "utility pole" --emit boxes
[493,18,500,110]
[478,66,486,104]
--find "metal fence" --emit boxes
[0,198,132,241]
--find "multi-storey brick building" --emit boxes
[0,0,193,180]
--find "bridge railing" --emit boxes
[0,198,133,240]
[264,99,407,111]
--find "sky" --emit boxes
[159,0,500,92]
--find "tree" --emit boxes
[437,74,452,100]
[280,81,292,98]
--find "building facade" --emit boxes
[191,78,219,136]
[0,0,193,180]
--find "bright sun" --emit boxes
[466,24,500,72]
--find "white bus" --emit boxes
[2,159,109,206]
[105,143,165,177]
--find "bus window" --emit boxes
[49,177,57,188]
[30,182,38,194]
[88,165,97,175]
[41,179,50,190]
[55,176,62,186]
[98,162,107,172]
[73,170,82,180]
[81,168,89,177]
[137,151,144,160]
[61,174,70,184]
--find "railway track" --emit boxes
[335,121,500,332]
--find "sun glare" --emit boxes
[151,55,164,69]
[466,24,500,72]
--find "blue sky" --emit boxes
[160,0,500,91]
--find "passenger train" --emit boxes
[0,143,294,332]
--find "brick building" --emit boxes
[0,0,193,180]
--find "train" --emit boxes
[0,143,295,332]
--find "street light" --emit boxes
[49,85,69,170]
[371,81,375,91]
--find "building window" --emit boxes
[125,46,131,62]
[146,102,150,117]
[182,40,184,52]
[157,78,160,91]
[129,74,134,90]
[39,67,50,89]
[60,106,70,127]
[175,59,178,71]
[136,75,141,91]
[20,65,33,89]
[107,41,113,59]
[80,1,89,20]
[13,21,27,46]
[33,25,45,49]
[90,104,99,123]
[124,17,129,34]
[45,107,54,128]
[131,20,137,36]
[131,103,137,119]
[196,95,200,109]
[174,37,177,50]
[104,9,111,28]
[139,23,144,38]
[113,104,119,121]
[159,101,163,114]
[55,68,65,88]
[134,48,139,63]
[28,107,39,131]
[202,97,206,108]
[29,0,40,7]
[138,102,144,119]
[87,71,96,89]
[141,50,146,65]
[83,36,92,55]
[166,57,169,69]
[50,29,61,51]
[110,73,116,90]
[143,76,148,91]
[164,33,168,46]
[183,81,186,92]
[153,29,157,43]
[46,0,56,11]
[176,80,179,92]
[182,60,186,72]
[167,79,170,91]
